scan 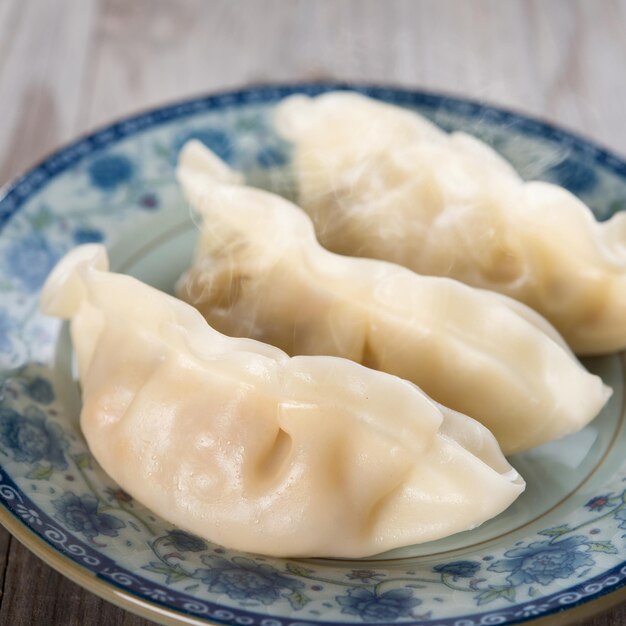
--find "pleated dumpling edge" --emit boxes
[39,244,524,558]
[275,91,626,356]
[175,141,611,456]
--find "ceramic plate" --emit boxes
[1,84,626,626]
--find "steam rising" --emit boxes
[174,139,610,455]
[273,91,626,356]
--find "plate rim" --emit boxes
[3,80,626,231]
[2,502,625,626]
[1,81,626,626]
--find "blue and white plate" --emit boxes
[1,84,626,626]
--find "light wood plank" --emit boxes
[82,0,626,156]
[0,0,100,187]
[0,0,23,77]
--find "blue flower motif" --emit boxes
[175,128,233,163]
[488,536,594,586]
[547,157,598,195]
[336,588,421,622]
[88,154,134,191]
[5,234,58,292]
[0,310,15,353]
[0,407,67,469]
[615,508,626,530]
[24,377,55,405]
[192,556,303,604]
[165,529,207,553]
[433,560,481,579]
[256,145,288,168]
[52,492,126,539]
[73,228,104,245]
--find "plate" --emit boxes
[1,83,626,626]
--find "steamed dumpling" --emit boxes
[276,91,626,355]
[40,244,524,558]
[176,141,610,455]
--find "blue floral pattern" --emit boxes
[488,537,594,586]
[5,234,58,292]
[174,128,234,163]
[52,492,126,540]
[615,508,626,530]
[192,556,304,604]
[165,529,207,553]
[88,154,134,191]
[72,228,104,245]
[433,561,481,579]
[336,588,421,622]
[172,118,289,171]
[0,85,626,626]
[0,406,67,469]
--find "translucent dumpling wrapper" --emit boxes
[275,91,626,356]
[176,141,610,456]
[40,244,524,558]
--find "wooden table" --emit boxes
[1,1,625,624]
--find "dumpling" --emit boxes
[40,244,524,558]
[276,91,626,355]
[176,141,610,456]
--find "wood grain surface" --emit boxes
[1,1,625,624]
